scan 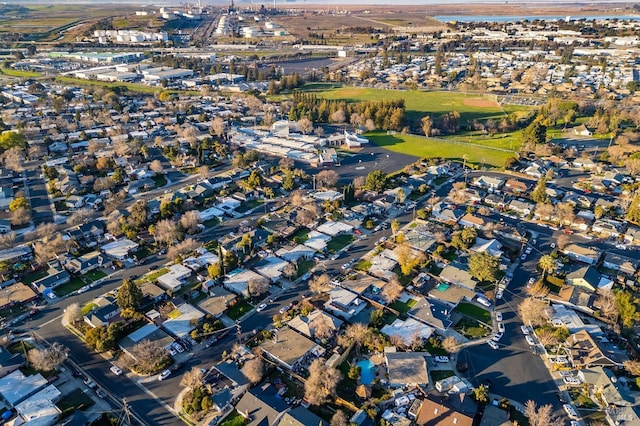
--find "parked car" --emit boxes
[496,290,504,300]
[96,389,107,399]
[495,311,503,322]
[498,322,505,333]
[487,340,499,350]
[525,247,533,255]
[563,404,578,419]
[158,370,172,381]
[434,356,449,363]
[256,303,267,312]
[110,366,123,376]
[520,325,530,335]
[492,333,503,342]
[563,376,581,385]
[476,296,491,307]
[525,335,536,346]
[520,254,527,261]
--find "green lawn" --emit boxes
[367,131,516,169]
[55,277,86,297]
[454,318,491,339]
[220,410,248,426]
[389,298,417,314]
[151,174,167,188]
[316,88,511,123]
[431,370,456,382]
[55,76,198,96]
[236,199,263,214]
[454,302,492,324]
[327,234,356,253]
[140,267,169,283]
[22,269,48,284]
[226,300,253,320]
[290,228,310,244]
[296,259,315,277]
[440,130,522,151]
[0,67,41,78]
[81,303,98,315]
[355,260,372,271]
[7,340,33,355]
[83,269,106,282]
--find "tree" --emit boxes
[316,170,339,189]
[241,357,264,384]
[623,360,640,377]
[469,251,499,283]
[180,210,202,234]
[3,146,24,172]
[9,196,28,212]
[521,116,547,145]
[198,165,209,179]
[597,289,619,323]
[394,244,426,276]
[85,323,120,352]
[309,273,330,294]
[297,117,314,135]
[524,400,555,426]
[0,131,26,152]
[211,116,226,138]
[150,160,164,174]
[181,367,204,389]
[304,358,341,405]
[531,177,548,203]
[27,342,69,372]
[330,410,348,426]
[68,208,93,226]
[442,336,460,354]
[391,219,401,235]
[153,219,181,245]
[208,262,223,279]
[421,115,433,136]
[129,339,169,374]
[537,255,556,281]
[364,170,388,192]
[63,303,82,324]
[556,202,575,225]
[338,323,370,355]
[473,384,489,403]
[11,206,30,226]
[381,279,403,304]
[283,262,297,279]
[247,278,269,297]
[615,290,640,327]
[526,279,550,298]
[279,157,294,171]
[167,238,200,261]
[116,279,143,310]
[556,234,570,250]
[518,297,549,327]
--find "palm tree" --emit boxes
[538,255,556,281]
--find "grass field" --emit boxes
[312,88,513,123]
[455,302,492,324]
[0,67,41,78]
[367,131,516,168]
[55,76,198,96]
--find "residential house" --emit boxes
[624,226,640,244]
[592,219,626,238]
[508,199,535,216]
[84,302,121,328]
[408,297,454,332]
[0,282,38,310]
[138,281,166,305]
[566,266,600,292]
[458,213,488,230]
[156,264,192,292]
[0,219,11,234]
[573,124,592,136]
[323,287,367,320]
[259,327,320,371]
[287,309,343,340]
[567,330,629,368]
[65,252,109,275]
[578,367,640,407]
[224,268,264,298]
[384,349,429,388]
[504,179,529,195]
[470,238,503,258]
[33,267,70,294]
[602,252,639,275]
[279,406,328,426]
[0,347,25,379]
[0,187,14,210]
[473,176,504,190]
[199,287,237,318]
[235,384,289,426]
[101,238,139,261]
[413,394,474,426]
[380,318,433,346]
[439,264,477,291]
[561,244,602,266]
[549,285,596,313]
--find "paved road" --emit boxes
[24,163,54,226]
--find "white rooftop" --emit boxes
[316,221,353,237]
[14,384,61,426]
[163,303,204,338]
[302,230,330,251]
[0,370,47,406]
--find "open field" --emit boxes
[367,131,516,169]
[312,87,515,124]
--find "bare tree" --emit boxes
[311,314,334,340]
[3,147,24,172]
[68,208,93,226]
[442,336,461,354]
[381,278,403,304]
[247,278,269,297]
[180,210,202,234]
[316,170,339,189]
[180,367,204,388]
[11,206,30,226]
[623,360,640,376]
[296,206,319,226]
[556,234,570,250]
[279,157,294,171]
[150,160,164,174]
[597,290,619,322]
[290,190,304,207]
[197,165,209,179]
[93,176,116,192]
[62,303,82,324]
[517,297,549,327]
[153,219,181,245]
[524,399,555,426]
[130,339,169,374]
[535,328,558,348]
[282,262,297,279]
[167,238,200,261]
[330,410,348,426]
[526,280,550,298]
[304,358,341,405]
[211,116,226,138]
[297,117,314,135]
[27,342,69,372]
[0,232,15,249]
[241,357,264,384]
[338,323,370,355]
[309,273,330,294]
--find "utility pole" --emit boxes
[120,397,132,426]
[235,320,242,343]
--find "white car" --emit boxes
[110,366,123,376]
[528,277,536,286]
[554,356,569,364]
[520,325,530,335]
[563,376,581,386]
[525,247,533,255]
[492,333,503,342]
[168,347,177,356]
[256,303,267,312]
[487,340,499,350]
[495,311,503,322]
[434,356,449,363]
[172,343,184,353]
[341,263,350,270]
[520,254,527,261]
[550,243,556,249]
[525,335,536,346]
[496,290,504,300]
[497,322,505,333]
[158,370,172,381]
[563,404,578,419]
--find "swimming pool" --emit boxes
[357,359,375,385]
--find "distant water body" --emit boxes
[434,14,640,22]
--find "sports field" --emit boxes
[366,131,516,169]
[314,87,520,123]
